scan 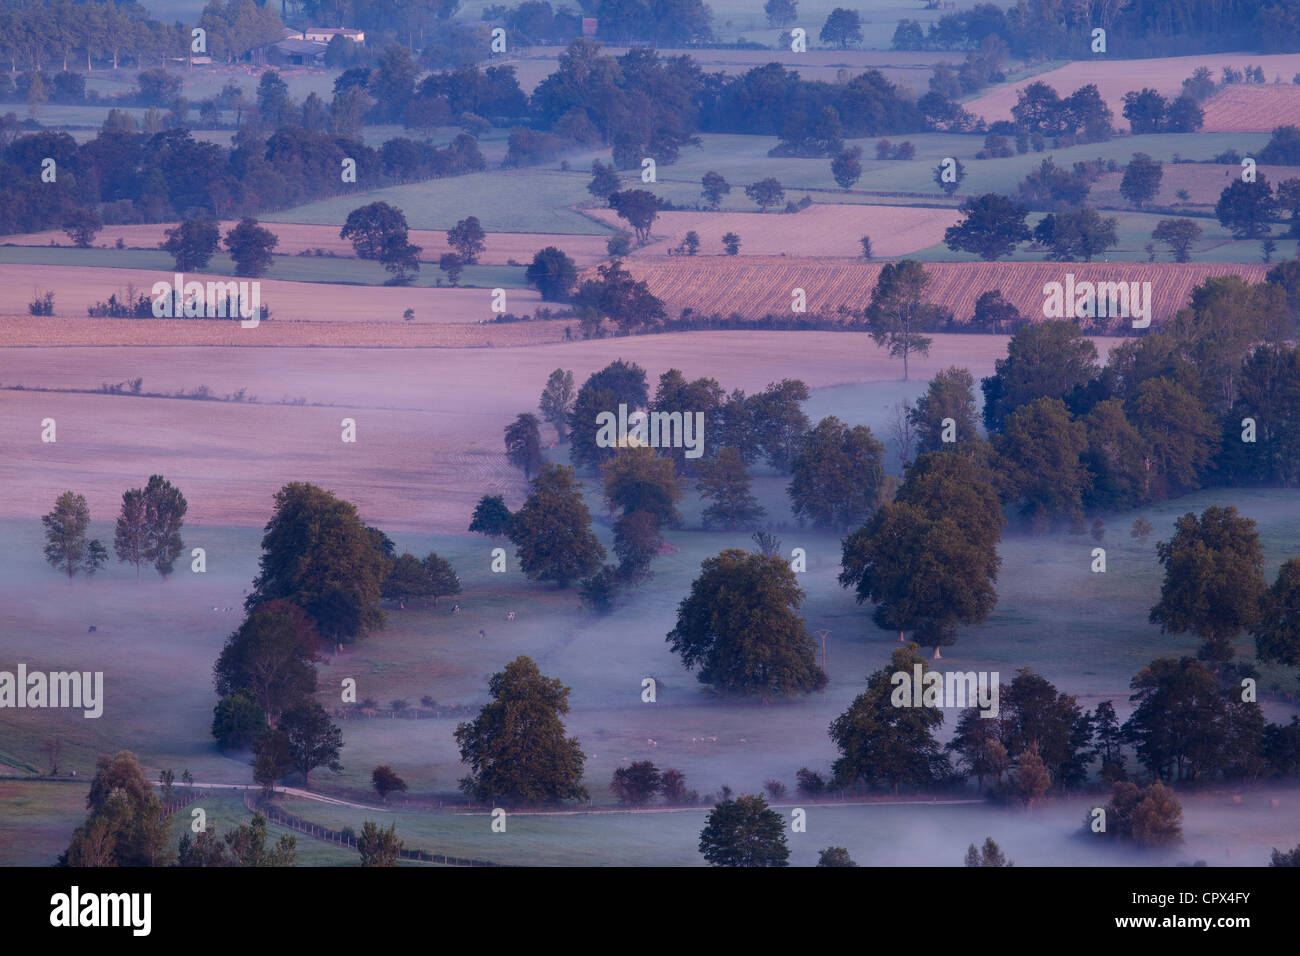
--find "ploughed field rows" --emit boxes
[619,258,1270,323]
[1,223,611,268]
[965,53,1300,124]
[585,204,961,258]
[1200,84,1300,132]
[0,265,545,324]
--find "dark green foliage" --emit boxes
[454,656,588,804]
[509,463,605,587]
[698,794,789,866]
[668,549,826,698]
[469,494,512,537]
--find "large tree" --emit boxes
[447,215,487,263]
[943,193,1030,261]
[1149,506,1266,662]
[214,598,320,725]
[981,320,1100,432]
[43,490,106,580]
[1120,152,1163,208]
[224,217,278,278]
[698,794,790,867]
[538,368,575,441]
[525,246,578,301]
[1215,175,1276,239]
[993,397,1091,527]
[608,189,663,244]
[341,201,410,261]
[787,416,885,532]
[909,366,980,455]
[141,474,187,578]
[161,216,220,271]
[509,463,605,587]
[454,656,588,804]
[829,644,951,792]
[279,700,343,787]
[697,446,766,530]
[246,483,390,644]
[840,452,1001,655]
[819,8,863,48]
[667,549,827,699]
[600,446,683,527]
[1255,558,1300,667]
[61,751,170,867]
[748,379,810,473]
[863,259,938,381]
[504,412,544,479]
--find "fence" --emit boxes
[242,792,507,867]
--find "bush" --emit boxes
[28,290,54,316]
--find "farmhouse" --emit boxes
[303,27,366,45]
[270,37,327,66]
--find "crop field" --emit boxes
[268,167,616,235]
[1200,83,1300,132]
[0,264,546,323]
[1086,162,1300,209]
[585,203,960,258]
[3,222,612,269]
[964,53,1300,125]
[0,333,1012,531]
[617,257,1270,322]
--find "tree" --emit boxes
[423,553,461,606]
[829,644,951,791]
[539,368,576,442]
[943,193,1030,261]
[764,0,797,27]
[698,794,789,866]
[909,367,979,455]
[1124,657,1261,781]
[211,691,267,751]
[682,231,700,255]
[224,217,278,278]
[341,202,408,261]
[609,189,663,244]
[1009,743,1052,807]
[745,177,785,213]
[504,412,544,479]
[860,236,873,259]
[964,837,1010,866]
[526,247,577,301]
[817,846,857,866]
[1120,153,1163,208]
[380,235,421,283]
[1216,175,1276,239]
[587,159,620,200]
[357,821,402,866]
[697,447,766,530]
[611,761,661,805]
[701,170,730,209]
[970,289,1022,334]
[933,157,965,196]
[839,452,1002,655]
[1271,844,1300,867]
[447,215,487,263]
[831,146,862,189]
[1255,559,1300,667]
[161,217,220,271]
[438,252,463,285]
[667,549,826,699]
[981,321,1100,432]
[113,488,148,581]
[214,599,320,724]
[509,463,605,587]
[864,259,938,381]
[469,494,513,537]
[748,378,811,474]
[372,766,408,802]
[573,260,667,333]
[1034,208,1119,262]
[1152,218,1202,262]
[819,8,863,49]
[1132,517,1155,542]
[42,491,105,580]
[612,510,663,584]
[1149,506,1266,662]
[279,700,343,787]
[454,656,588,804]
[788,416,885,532]
[61,751,169,867]
[140,474,186,578]
[722,231,740,255]
[383,553,432,607]
[601,446,683,527]
[63,207,101,248]
[993,397,1091,527]
[246,483,389,645]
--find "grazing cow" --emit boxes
[451,604,460,615]
[506,611,516,621]
[478,629,486,640]
[87,626,97,633]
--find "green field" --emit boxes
[0,246,530,289]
